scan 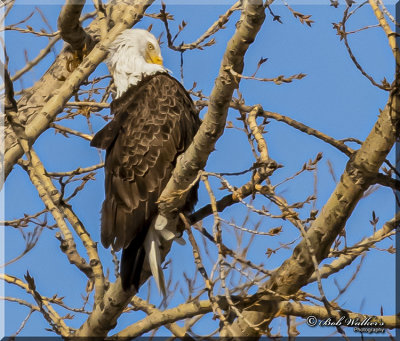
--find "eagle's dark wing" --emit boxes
[91,72,200,291]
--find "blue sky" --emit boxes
[1,2,396,338]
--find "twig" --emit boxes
[8,36,60,85]
[339,7,390,90]
[180,212,231,332]
[1,273,71,336]
[0,225,44,267]
[18,159,93,278]
[309,213,399,282]
[10,308,35,339]
[1,209,47,228]
[50,123,93,141]
[220,218,282,236]
[192,223,271,276]
[46,163,104,177]
[159,2,241,52]
[227,66,306,85]
[346,23,379,34]
[196,100,355,156]
[189,166,271,225]
[177,1,241,51]
[3,26,58,36]
[333,254,365,301]
[66,101,110,108]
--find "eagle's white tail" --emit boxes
[144,225,166,297]
[144,215,186,297]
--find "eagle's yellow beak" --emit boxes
[146,50,163,66]
[151,55,163,65]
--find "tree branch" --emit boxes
[2,0,154,188]
[130,296,194,339]
[369,0,400,66]
[157,0,266,229]
[223,90,399,336]
[110,296,399,339]
[308,212,399,282]
[74,277,135,337]
[196,100,355,156]
[1,273,71,336]
[276,301,399,329]
[111,300,212,339]
[374,172,400,190]
[57,0,92,52]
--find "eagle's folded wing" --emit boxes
[92,73,200,291]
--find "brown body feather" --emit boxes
[91,72,200,291]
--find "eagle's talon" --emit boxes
[66,42,89,72]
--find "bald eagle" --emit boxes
[91,29,200,293]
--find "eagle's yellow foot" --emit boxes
[66,43,89,72]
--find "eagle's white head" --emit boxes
[107,29,166,98]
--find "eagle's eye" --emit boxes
[147,42,154,50]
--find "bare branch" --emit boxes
[276,300,399,329]
[18,158,94,279]
[336,7,391,90]
[0,209,47,228]
[369,0,400,66]
[74,277,135,337]
[109,296,400,339]
[66,101,110,108]
[160,1,241,52]
[3,0,155,188]
[1,273,71,336]
[196,100,355,156]
[224,90,400,336]
[308,212,399,282]
[111,300,212,339]
[227,66,307,85]
[130,296,194,339]
[157,0,266,223]
[1,60,17,113]
[376,0,398,26]
[57,0,93,52]
[50,123,93,141]
[374,173,400,190]
[46,163,104,177]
